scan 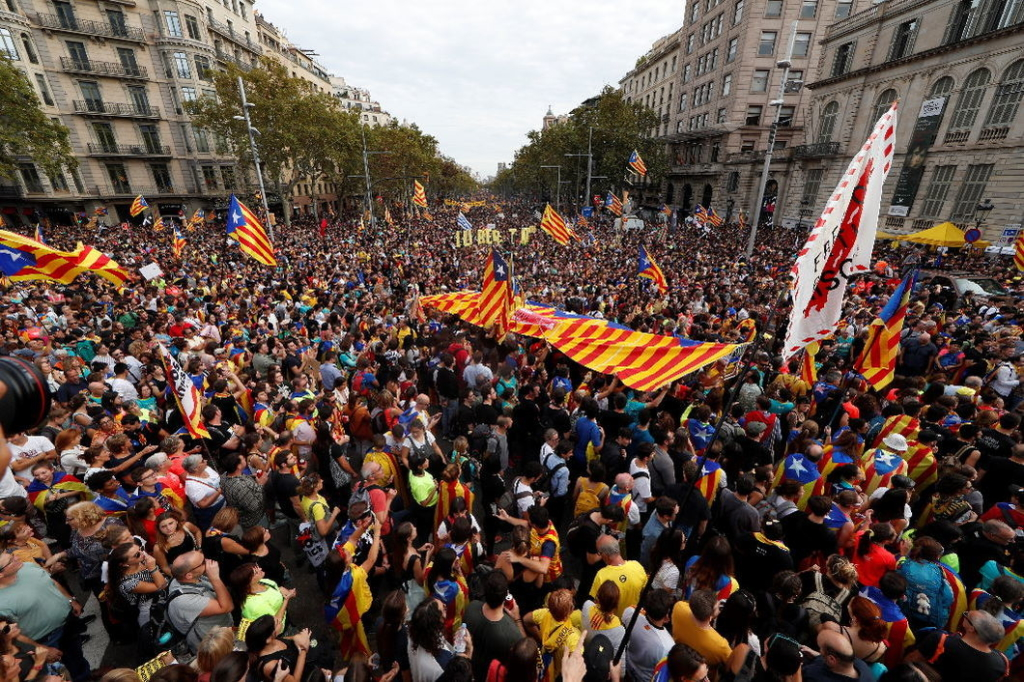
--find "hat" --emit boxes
[891,475,916,490]
[765,634,803,676]
[882,433,909,452]
[583,634,614,682]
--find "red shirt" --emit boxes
[851,536,897,587]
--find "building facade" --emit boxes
[330,76,393,127]
[790,0,1024,241]
[621,0,850,223]
[0,0,397,225]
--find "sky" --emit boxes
[256,0,683,179]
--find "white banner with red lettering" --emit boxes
[782,102,898,361]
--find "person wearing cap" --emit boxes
[860,434,910,498]
[907,609,1010,681]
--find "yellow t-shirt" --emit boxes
[670,601,733,667]
[301,496,329,524]
[531,608,581,664]
[590,561,648,617]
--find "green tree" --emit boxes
[186,57,361,226]
[0,57,76,182]
[494,87,663,212]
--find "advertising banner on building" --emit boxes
[889,97,947,216]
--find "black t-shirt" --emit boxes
[916,632,1008,682]
[475,402,500,427]
[204,423,232,460]
[282,353,302,378]
[598,410,633,438]
[736,533,794,593]
[782,513,837,567]
[542,405,572,438]
[977,428,1017,462]
[978,457,1024,507]
[269,470,301,518]
[663,482,711,532]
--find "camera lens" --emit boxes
[0,356,52,435]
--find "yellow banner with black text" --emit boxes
[454,227,537,247]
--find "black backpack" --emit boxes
[565,511,599,557]
[145,584,206,658]
[537,452,568,494]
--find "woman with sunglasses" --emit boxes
[107,541,167,640]
[0,616,60,682]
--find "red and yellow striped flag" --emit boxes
[477,248,513,339]
[1015,230,1024,271]
[539,204,577,245]
[412,180,428,208]
[0,230,128,287]
[800,341,819,386]
[74,244,131,288]
[855,271,915,390]
[226,194,276,266]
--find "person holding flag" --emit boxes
[637,246,668,294]
[326,513,382,658]
[412,180,428,208]
[173,225,187,259]
[457,212,473,231]
[539,204,578,245]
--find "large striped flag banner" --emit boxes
[605,192,623,216]
[707,207,725,227]
[0,230,128,286]
[637,246,668,294]
[74,245,131,287]
[628,149,647,176]
[539,204,577,245]
[157,343,210,439]
[226,194,277,266]
[783,102,898,362]
[477,248,513,339]
[871,413,920,449]
[130,195,149,217]
[412,180,428,208]
[1015,229,1024,271]
[855,270,916,390]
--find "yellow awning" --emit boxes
[900,222,968,247]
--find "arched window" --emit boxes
[929,76,955,98]
[818,101,840,143]
[984,59,1024,127]
[869,88,898,131]
[949,68,991,130]
[20,34,37,64]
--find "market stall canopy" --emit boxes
[421,291,746,392]
[901,222,970,247]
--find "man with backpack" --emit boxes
[165,551,233,654]
[353,461,397,536]
[540,434,572,526]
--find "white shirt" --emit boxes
[514,478,535,516]
[622,607,674,682]
[629,460,653,513]
[185,470,223,506]
[9,436,55,464]
[0,468,27,499]
[109,377,139,402]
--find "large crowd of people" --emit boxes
[0,196,1022,682]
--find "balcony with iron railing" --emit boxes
[89,184,196,198]
[207,17,263,53]
[72,100,160,118]
[87,143,171,157]
[60,56,147,79]
[34,13,145,41]
[789,141,841,159]
[214,49,253,71]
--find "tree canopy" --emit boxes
[0,57,76,182]
[490,87,664,211]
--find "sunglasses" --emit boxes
[0,621,15,635]
[962,612,974,629]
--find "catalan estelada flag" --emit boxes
[74,244,131,287]
[173,225,186,259]
[478,248,513,339]
[0,230,121,286]
[855,271,915,390]
[539,204,577,245]
[95,206,108,216]
[158,343,209,439]
[637,246,668,294]
[152,217,166,232]
[412,180,428,208]
[226,194,276,266]
[605,192,623,216]
[26,471,89,511]
[325,543,373,659]
[628,149,647,176]
[707,206,725,227]
[692,204,709,226]
[739,212,748,229]
[1015,230,1024,271]
[34,225,45,245]
[129,195,148,217]
[800,341,819,387]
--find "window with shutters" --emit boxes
[950,164,993,220]
[869,89,898,132]
[949,68,990,130]
[751,70,770,92]
[919,165,957,218]
[983,60,1024,127]
[888,20,919,60]
[943,0,980,44]
[818,101,840,142]
[803,168,824,203]
[832,42,855,76]
[930,76,955,98]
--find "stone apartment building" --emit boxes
[621,0,850,224]
[789,0,1024,241]
[0,0,392,225]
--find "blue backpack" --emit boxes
[899,560,952,629]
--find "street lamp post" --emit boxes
[974,198,995,233]
[540,165,561,212]
[235,76,273,238]
[745,21,799,257]
[798,199,811,231]
[566,126,594,216]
